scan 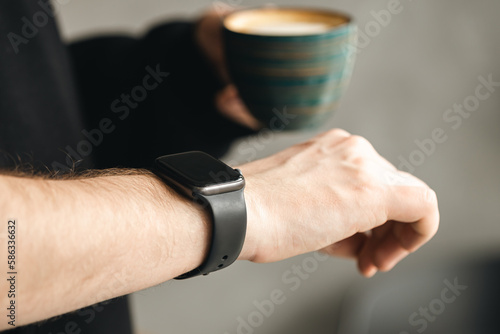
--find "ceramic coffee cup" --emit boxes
[223,7,356,130]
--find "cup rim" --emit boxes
[223,7,353,37]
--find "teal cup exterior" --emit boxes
[224,9,356,131]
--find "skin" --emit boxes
[0,129,439,329]
[195,10,263,130]
[0,11,439,330]
[239,129,439,275]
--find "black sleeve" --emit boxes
[69,21,254,169]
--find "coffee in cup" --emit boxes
[224,7,356,130]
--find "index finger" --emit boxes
[386,184,440,250]
[358,181,440,275]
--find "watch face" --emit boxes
[155,151,241,188]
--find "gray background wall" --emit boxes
[56,0,500,333]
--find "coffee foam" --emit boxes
[246,22,331,36]
[224,8,349,36]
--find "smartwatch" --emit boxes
[153,151,246,279]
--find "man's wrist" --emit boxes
[146,173,212,277]
[236,173,264,262]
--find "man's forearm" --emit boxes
[0,129,441,330]
[0,170,210,328]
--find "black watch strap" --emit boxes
[175,189,247,279]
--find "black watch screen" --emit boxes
[155,151,241,188]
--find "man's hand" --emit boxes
[238,129,440,277]
[195,11,262,130]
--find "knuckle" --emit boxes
[418,188,439,214]
[346,135,371,148]
[424,188,440,234]
[424,188,438,206]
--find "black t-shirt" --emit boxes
[0,0,86,171]
[0,0,252,332]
